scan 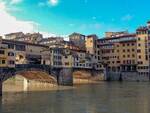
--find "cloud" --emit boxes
[0,1,38,36]
[10,0,23,4]
[121,14,133,21]
[49,0,58,6]
[0,1,67,39]
[0,1,5,9]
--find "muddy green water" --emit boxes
[1,82,150,113]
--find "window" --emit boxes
[0,50,5,54]
[117,61,120,63]
[138,44,141,47]
[138,38,140,41]
[137,49,141,53]
[132,49,135,52]
[2,60,5,64]
[65,62,69,66]
[132,54,135,57]
[146,55,148,60]
[8,44,14,49]
[9,60,15,65]
[8,52,15,56]
[16,45,25,51]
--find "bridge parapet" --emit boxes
[15,64,51,74]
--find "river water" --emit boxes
[1,82,150,113]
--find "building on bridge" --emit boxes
[2,39,48,66]
[0,38,15,68]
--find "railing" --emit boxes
[16,64,50,68]
[15,64,51,73]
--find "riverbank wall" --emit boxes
[106,72,150,82]
[73,70,105,84]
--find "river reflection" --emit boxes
[1,82,150,113]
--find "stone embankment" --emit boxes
[73,70,105,84]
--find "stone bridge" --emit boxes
[0,64,105,96]
[0,64,74,96]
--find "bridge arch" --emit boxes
[3,70,57,92]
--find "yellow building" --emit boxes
[86,35,101,63]
[136,25,149,76]
[98,34,137,72]
[62,49,73,68]
[0,39,8,67]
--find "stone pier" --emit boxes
[58,68,73,86]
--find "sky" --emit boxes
[0,0,150,38]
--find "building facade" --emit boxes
[5,32,43,44]
[98,34,137,72]
[69,32,86,51]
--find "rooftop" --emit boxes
[98,34,136,41]
[2,39,49,48]
[5,32,24,36]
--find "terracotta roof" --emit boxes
[98,34,136,41]
[2,39,49,48]
[5,32,24,36]
[87,34,98,38]
[69,32,85,37]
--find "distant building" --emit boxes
[38,37,64,48]
[69,32,86,50]
[64,41,81,51]
[86,34,101,63]
[5,32,24,40]
[105,31,128,38]
[5,32,43,44]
